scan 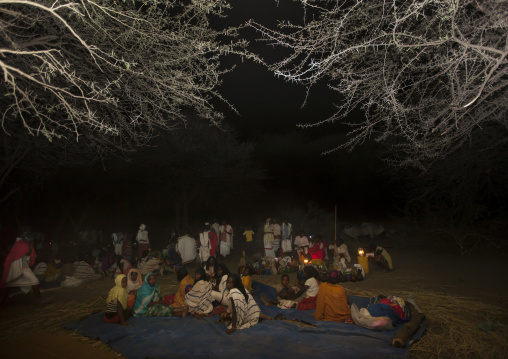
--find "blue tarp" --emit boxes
[64,281,425,359]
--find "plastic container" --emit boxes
[265,268,271,275]
[357,256,369,274]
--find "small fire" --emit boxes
[304,259,308,264]
[358,248,365,257]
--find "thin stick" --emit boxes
[334,205,337,244]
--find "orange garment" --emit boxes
[242,275,252,292]
[127,292,136,309]
[170,274,194,307]
[313,282,351,322]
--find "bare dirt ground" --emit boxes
[1,236,507,358]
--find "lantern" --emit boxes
[358,248,365,257]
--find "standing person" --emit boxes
[0,232,41,305]
[208,226,218,258]
[122,233,133,263]
[199,223,211,263]
[219,220,233,258]
[176,229,197,265]
[281,219,293,254]
[263,218,275,258]
[211,219,220,240]
[136,224,150,262]
[112,232,123,256]
[294,230,310,256]
[272,219,282,254]
[242,226,255,256]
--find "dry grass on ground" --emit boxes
[1,279,506,359]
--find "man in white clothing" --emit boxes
[294,230,310,255]
[219,220,233,257]
[281,219,292,254]
[199,223,211,263]
[112,232,123,255]
[176,229,197,265]
[263,218,275,257]
[272,219,282,254]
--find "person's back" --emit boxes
[313,270,351,322]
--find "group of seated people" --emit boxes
[104,256,263,334]
[105,255,409,334]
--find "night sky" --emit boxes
[1,0,504,247]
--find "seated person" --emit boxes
[104,274,131,326]
[114,255,132,278]
[74,256,102,282]
[138,251,162,276]
[133,272,186,317]
[261,266,320,310]
[185,268,213,318]
[309,235,327,260]
[126,269,142,309]
[369,244,393,271]
[275,274,295,300]
[211,264,230,305]
[241,266,253,293]
[221,274,261,334]
[313,270,352,322]
[169,268,194,308]
[45,260,62,282]
[204,256,217,286]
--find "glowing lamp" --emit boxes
[304,259,309,264]
[358,248,365,257]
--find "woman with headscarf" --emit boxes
[104,274,131,326]
[211,263,230,305]
[169,268,194,308]
[222,273,261,335]
[136,224,150,262]
[114,255,132,278]
[185,268,213,318]
[313,270,352,322]
[0,232,40,304]
[134,273,186,317]
[126,269,142,309]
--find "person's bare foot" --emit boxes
[259,313,273,321]
[181,306,188,318]
[260,294,273,307]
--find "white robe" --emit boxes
[281,222,292,253]
[199,231,211,263]
[263,221,274,258]
[6,256,39,293]
[226,289,260,330]
[176,235,197,265]
[219,225,233,257]
[185,280,213,314]
[112,233,123,255]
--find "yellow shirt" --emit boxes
[243,230,254,242]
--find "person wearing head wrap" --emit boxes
[169,268,194,308]
[263,218,275,258]
[136,224,150,262]
[134,273,186,317]
[126,269,142,309]
[0,232,40,304]
[313,270,352,322]
[185,268,213,318]
[104,274,131,326]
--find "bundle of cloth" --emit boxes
[351,295,411,330]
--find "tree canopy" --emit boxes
[0,0,250,153]
[248,0,508,168]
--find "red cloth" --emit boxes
[209,232,218,257]
[309,242,326,260]
[163,294,175,305]
[297,295,318,311]
[379,298,406,319]
[1,239,36,288]
[103,314,120,324]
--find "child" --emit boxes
[241,266,253,293]
[126,269,142,309]
[275,274,295,300]
[243,226,255,256]
[261,266,319,310]
[185,268,213,318]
